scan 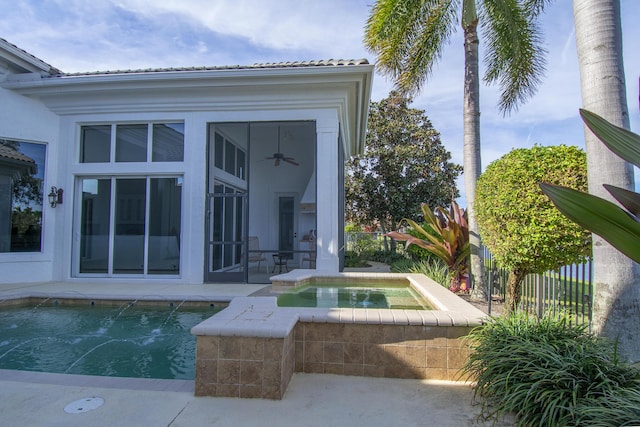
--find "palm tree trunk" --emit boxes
[573,0,640,362]
[462,2,485,301]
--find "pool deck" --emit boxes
[0,278,512,426]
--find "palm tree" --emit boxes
[573,0,639,362]
[364,0,551,300]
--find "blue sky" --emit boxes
[2,0,639,206]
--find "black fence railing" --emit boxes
[483,246,593,325]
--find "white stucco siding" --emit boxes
[0,86,61,283]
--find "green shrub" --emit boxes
[368,250,407,265]
[462,312,640,426]
[352,234,380,257]
[344,250,370,268]
[391,258,450,287]
[475,144,590,313]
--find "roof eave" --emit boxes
[0,38,61,75]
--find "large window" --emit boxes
[0,139,46,253]
[214,131,245,180]
[80,123,184,163]
[79,176,182,276]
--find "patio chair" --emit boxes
[301,237,316,269]
[248,236,267,272]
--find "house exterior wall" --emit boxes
[0,86,60,283]
[0,57,372,285]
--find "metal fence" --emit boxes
[483,246,593,324]
[345,232,386,253]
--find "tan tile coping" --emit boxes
[269,271,487,327]
[191,272,487,339]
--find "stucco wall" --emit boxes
[0,86,61,283]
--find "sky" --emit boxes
[2,0,639,206]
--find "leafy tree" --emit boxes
[345,92,461,247]
[364,0,553,299]
[572,0,639,363]
[475,145,591,313]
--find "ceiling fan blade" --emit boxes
[284,158,299,166]
[274,158,281,166]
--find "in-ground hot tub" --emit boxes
[276,280,433,309]
[191,272,487,399]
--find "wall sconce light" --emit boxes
[48,186,63,208]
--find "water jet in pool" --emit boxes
[0,300,221,379]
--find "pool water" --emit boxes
[277,283,433,309]
[0,302,220,379]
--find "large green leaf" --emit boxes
[540,183,640,263]
[604,184,640,217]
[580,109,640,167]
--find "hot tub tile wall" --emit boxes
[192,273,486,399]
[195,334,295,399]
[292,323,472,381]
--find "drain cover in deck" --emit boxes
[64,397,104,414]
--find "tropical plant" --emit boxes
[475,144,590,313]
[572,0,639,363]
[345,92,461,248]
[404,222,441,262]
[462,312,640,426]
[541,111,640,363]
[364,0,553,299]
[387,201,469,292]
[541,110,640,263]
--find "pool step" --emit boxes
[386,296,428,310]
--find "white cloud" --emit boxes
[112,0,372,59]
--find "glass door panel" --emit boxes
[279,196,295,256]
[79,179,112,273]
[113,179,146,274]
[148,178,181,274]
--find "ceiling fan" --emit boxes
[266,127,299,166]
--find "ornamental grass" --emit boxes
[461,312,640,426]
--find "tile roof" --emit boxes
[53,59,370,78]
[0,143,36,164]
[0,143,37,176]
[3,37,369,79]
[0,37,62,75]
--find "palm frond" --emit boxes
[523,0,555,17]
[479,0,548,114]
[364,0,459,95]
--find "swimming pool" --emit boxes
[276,282,433,309]
[0,300,221,379]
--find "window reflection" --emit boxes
[0,139,45,253]
[80,122,184,164]
[152,123,184,162]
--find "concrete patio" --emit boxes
[0,370,515,426]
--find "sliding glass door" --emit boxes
[77,176,182,276]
